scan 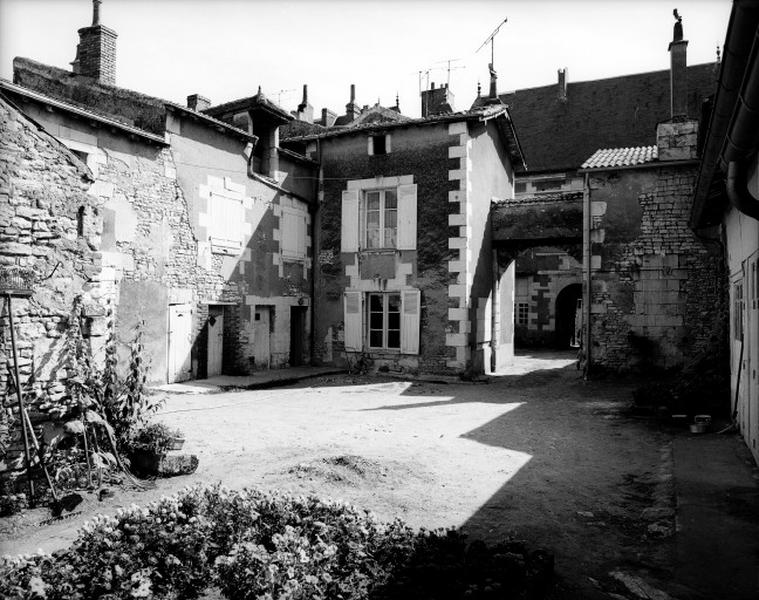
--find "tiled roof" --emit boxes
[581,146,658,169]
[204,90,293,123]
[475,63,717,173]
[492,191,584,206]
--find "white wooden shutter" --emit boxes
[400,288,420,354]
[209,192,243,249]
[344,291,363,351]
[281,208,307,259]
[341,190,359,252]
[397,184,417,250]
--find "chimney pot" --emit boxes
[557,68,568,102]
[350,84,356,102]
[668,12,688,119]
[92,0,102,26]
[71,1,117,85]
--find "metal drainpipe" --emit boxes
[583,172,592,378]
[309,139,322,365]
[490,248,498,374]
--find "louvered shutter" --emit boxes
[397,184,417,250]
[400,288,420,354]
[341,190,359,252]
[343,291,363,351]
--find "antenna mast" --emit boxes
[476,18,508,66]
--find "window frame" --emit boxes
[360,188,398,250]
[366,292,402,351]
[516,302,529,326]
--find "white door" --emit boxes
[168,304,193,383]
[253,306,271,369]
[207,309,223,377]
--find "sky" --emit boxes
[0,0,732,120]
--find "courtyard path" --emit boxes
[1,352,683,597]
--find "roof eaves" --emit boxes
[165,102,258,143]
[0,78,167,145]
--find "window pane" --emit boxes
[388,312,400,329]
[384,190,397,208]
[387,330,400,348]
[369,294,383,311]
[370,312,384,329]
[369,331,383,347]
[366,227,380,248]
[388,294,401,312]
[367,210,380,226]
[366,191,380,210]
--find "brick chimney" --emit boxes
[71,0,117,85]
[296,84,314,123]
[420,82,455,118]
[668,8,688,119]
[345,84,359,122]
[187,94,211,112]
[557,68,568,102]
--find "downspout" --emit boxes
[726,160,759,221]
[309,138,322,365]
[490,247,498,373]
[583,171,592,378]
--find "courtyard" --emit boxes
[3,350,728,598]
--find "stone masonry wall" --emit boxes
[0,97,101,482]
[589,165,724,372]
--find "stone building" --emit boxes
[0,93,98,475]
[1,1,317,392]
[578,15,724,373]
[282,92,524,375]
[690,1,759,464]
[476,23,718,350]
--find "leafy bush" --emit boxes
[126,422,184,455]
[0,485,551,600]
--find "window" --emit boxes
[341,182,416,253]
[517,302,529,326]
[361,189,397,249]
[70,149,88,164]
[515,181,527,194]
[281,207,307,260]
[209,190,244,253]
[368,292,401,350]
[344,289,420,354]
[535,179,564,192]
[368,134,390,155]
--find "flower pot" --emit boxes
[168,436,185,451]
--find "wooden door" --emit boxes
[168,304,192,383]
[253,306,272,369]
[290,306,306,366]
[207,308,224,377]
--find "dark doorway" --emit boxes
[290,306,307,366]
[555,284,582,349]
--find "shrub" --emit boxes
[0,485,551,600]
[126,422,184,455]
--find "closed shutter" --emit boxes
[400,288,420,354]
[209,193,243,249]
[397,184,417,250]
[281,208,307,259]
[344,291,363,351]
[341,190,359,252]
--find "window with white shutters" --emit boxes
[281,207,307,260]
[209,191,244,253]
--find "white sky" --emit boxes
[0,0,731,119]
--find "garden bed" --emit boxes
[0,484,552,600]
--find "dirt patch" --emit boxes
[287,454,400,486]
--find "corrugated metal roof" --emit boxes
[581,145,658,169]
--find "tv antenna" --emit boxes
[434,58,466,87]
[274,88,296,105]
[476,18,508,67]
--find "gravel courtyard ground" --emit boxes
[1,351,682,598]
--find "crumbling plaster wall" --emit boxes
[589,165,724,371]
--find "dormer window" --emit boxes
[368,133,391,156]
